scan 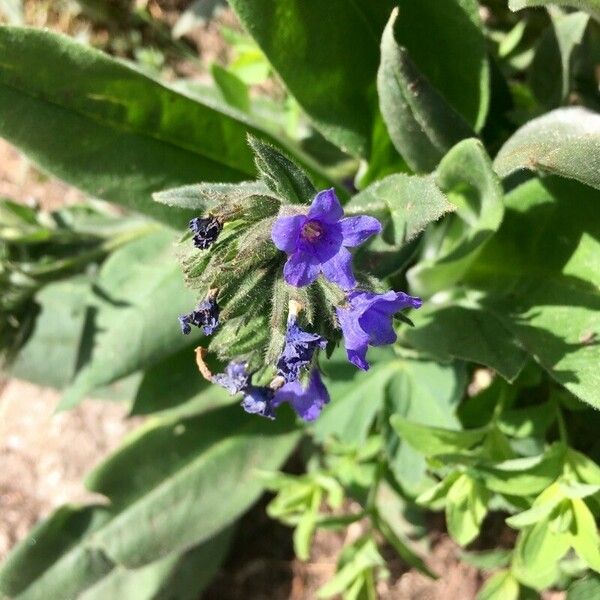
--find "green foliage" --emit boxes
[2,1,600,598]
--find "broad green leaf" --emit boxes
[346,172,454,246]
[477,571,519,600]
[9,277,90,387]
[466,177,600,408]
[0,406,299,598]
[391,416,487,457]
[130,345,231,417]
[494,107,600,191]
[0,27,326,226]
[402,301,528,382]
[506,497,562,529]
[393,0,490,131]
[460,549,512,571]
[229,0,397,158]
[530,12,590,107]
[59,230,199,409]
[408,139,504,297]
[377,9,474,172]
[509,0,600,23]
[79,529,233,600]
[384,359,466,490]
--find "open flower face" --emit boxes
[271,189,381,290]
[337,291,422,370]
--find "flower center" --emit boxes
[301,219,324,242]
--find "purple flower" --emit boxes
[276,317,327,383]
[271,189,381,290]
[212,361,250,394]
[337,291,422,371]
[241,386,275,420]
[179,297,220,335]
[274,369,330,422]
[189,216,222,249]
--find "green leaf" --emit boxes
[9,277,91,388]
[211,63,250,113]
[513,518,570,590]
[408,139,504,297]
[460,549,512,571]
[79,529,233,600]
[229,0,397,157]
[377,8,474,172]
[0,27,323,226]
[384,359,466,490]
[509,0,600,23]
[59,230,199,409]
[391,416,487,457]
[153,181,272,211]
[248,135,317,204]
[567,573,600,600]
[402,301,528,382]
[477,571,519,600]
[530,12,590,107]
[475,445,565,496]
[570,498,600,572]
[393,0,490,130]
[346,172,454,246]
[494,107,600,191]
[465,177,600,408]
[446,474,489,545]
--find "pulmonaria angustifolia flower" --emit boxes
[212,360,250,394]
[274,369,330,422]
[337,291,422,371]
[189,216,222,250]
[271,189,381,290]
[179,295,219,335]
[276,317,326,383]
[241,386,276,419]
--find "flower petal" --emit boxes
[271,214,305,253]
[283,251,321,287]
[359,308,397,346]
[309,221,343,262]
[321,246,356,291]
[308,188,343,223]
[337,306,370,370]
[340,216,382,247]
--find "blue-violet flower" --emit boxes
[276,317,326,383]
[189,216,222,250]
[271,188,381,290]
[337,291,422,370]
[212,360,250,394]
[241,386,276,420]
[273,369,330,422]
[179,296,220,335]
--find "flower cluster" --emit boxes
[180,188,420,422]
[272,189,421,371]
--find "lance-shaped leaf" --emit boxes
[494,107,600,191]
[377,9,474,173]
[59,229,199,409]
[408,138,504,297]
[0,405,299,597]
[228,0,397,158]
[0,27,325,227]
[509,0,600,23]
[394,0,490,131]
